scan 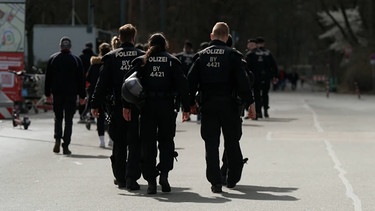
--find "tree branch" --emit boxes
[338,0,359,45]
[320,0,350,41]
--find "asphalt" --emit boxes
[0,85,374,211]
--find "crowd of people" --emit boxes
[44,22,280,194]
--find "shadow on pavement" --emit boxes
[119,186,231,203]
[222,185,299,201]
[118,184,298,203]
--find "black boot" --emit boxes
[264,109,269,118]
[126,178,140,190]
[147,179,157,194]
[159,172,171,192]
[62,143,71,155]
[211,184,222,193]
[53,139,61,153]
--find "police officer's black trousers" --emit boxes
[52,95,76,145]
[108,107,141,184]
[253,81,271,114]
[200,97,244,186]
[140,98,176,182]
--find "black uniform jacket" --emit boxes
[128,50,190,112]
[45,50,85,99]
[91,42,145,109]
[245,48,278,83]
[187,39,253,106]
[259,47,278,79]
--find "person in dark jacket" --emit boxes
[85,42,111,148]
[45,36,86,155]
[246,36,278,119]
[175,40,195,121]
[124,33,190,194]
[78,42,96,123]
[175,40,194,77]
[91,24,145,190]
[188,22,255,193]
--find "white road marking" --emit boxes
[303,103,323,133]
[304,101,362,211]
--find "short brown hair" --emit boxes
[119,24,137,43]
[212,22,229,38]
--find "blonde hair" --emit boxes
[111,36,121,49]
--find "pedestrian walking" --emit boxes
[247,36,278,119]
[123,33,190,194]
[85,42,111,148]
[175,40,195,121]
[90,24,145,190]
[78,42,96,123]
[289,70,299,91]
[175,40,195,77]
[45,36,86,155]
[188,22,255,193]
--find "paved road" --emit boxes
[0,90,374,211]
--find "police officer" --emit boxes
[45,36,86,155]
[246,37,278,119]
[124,33,190,194]
[188,22,255,193]
[90,24,144,190]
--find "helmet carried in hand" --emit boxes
[121,72,145,108]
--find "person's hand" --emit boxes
[123,108,131,121]
[190,104,198,115]
[91,108,99,118]
[182,112,190,122]
[247,103,256,120]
